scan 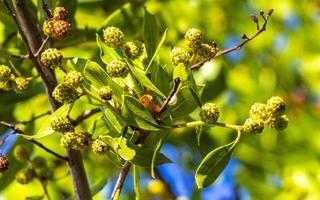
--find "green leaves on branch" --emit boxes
[103,136,171,167]
[195,131,241,189]
[122,95,162,131]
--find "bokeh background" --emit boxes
[1,0,320,199]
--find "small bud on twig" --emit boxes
[241,34,248,40]
[250,15,259,23]
[259,10,265,16]
[267,9,274,16]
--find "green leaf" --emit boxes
[96,34,122,64]
[196,125,203,146]
[195,132,241,188]
[19,104,72,140]
[83,59,123,101]
[151,132,168,178]
[103,136,172,167]
[128,64,165,97]
[100,106,122,136]
[167,86,199,118]
[143,8,159,63]
[122,95,161,131]
[133,165,141,200]
[151,64,170,95]
[99,3,131,29]
[25,195,44,200]
[145,29,168,72]
[173,63,189,81]
[90,176,109,196]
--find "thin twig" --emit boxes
[156,78,181,117]
[0,31,17,49]
[71,108,101,126]
[10,54,29,59]
[14,111,51,125]
[41,0,52,18]
[39,180,51,200]
[190,9,273,70]
[34,36,49,57]
[110,161,131,199]
[0,121,68,161]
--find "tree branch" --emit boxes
[71,108,101,126]
[157,78,181,117]
[190,9,274,70]
[14,111,51,125]
[0,121,68,161]
[6,1,92,199]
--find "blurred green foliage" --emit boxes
[1,0,320,199]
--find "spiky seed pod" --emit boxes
[64,71,84,88]
[194,43,217,63]
[91,138,108,155]
[51,20,71,40]
[13,77,29,93]
[123,41,144,59]
[15,169,34,184]
[103,26,124,48]
[268,115,289,131]
[106,60,129,78]
[170,47,191,66]
[267,96,286,116]
[99,86,113,100]
[0,155,9,173]
[242,118,264,134]
[53,7,68,20]
[60,132,90,150]
[40,48,63,69]
[52,83,80,104]
[185,28,203,50]
[200,103,220,124]
[31,156,47,169]
[50,116,74,133]
[13,145,30,162]
[0,65,12,81]
[249,103,270,122]
[42,19,54,37]
[0,80,12,91]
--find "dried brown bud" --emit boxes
[241,34,248,40]
[267,9,274,16]
[259,10,265,16]
[251,15,259,23]
[0,155,9,173]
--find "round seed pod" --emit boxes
[170,47,191,66]
[106,60,129,78]
[13,145,30,162]
[0,155,9,173]
[50,116,74,133]
[242,118,264,134]
[123,41,144,59]
[267,96,286,116]
[53,7,68,20]
[15,169,34,184]
[91,138,108,155]
[60,132,90,150]
[13,77,29,93]
[0,65,12,81]
[103,26,124,48]
[64,71,84,88]
[99,86,113,100]
[185,28,203,50]
[199,103,220,124]
[52,83,80,104]
[40,48,63,69]
[51,20,71,40]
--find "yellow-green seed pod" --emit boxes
[242,118,264,134]
[200,103,220,124]
[13,145,30,162]
[268,115,289,131]
[13,77,29,93]
[0,154,9,173]
[106,60,129,78]
[170,47,191,66]
[103,26,124,48]
[50,116,74,133]
[194,43,217,63]
[53,7,68,20]
[52,83,80,104]
[40,48,63,69]
[15,169,34,184]
[43,19,54,37]
[99,85,113,100]
[267,96,286,116]
[123,41,144,59]
[185,28,203,50]
[0,80,12,91]
[52,20,71,40]
[249,103,270,122]
[91,138,108,155]
[60,132,90,150]
[64,71,84,88]
[0,65,12,81]
[31,156,47,169]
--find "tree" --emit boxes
[0,1,291,200]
